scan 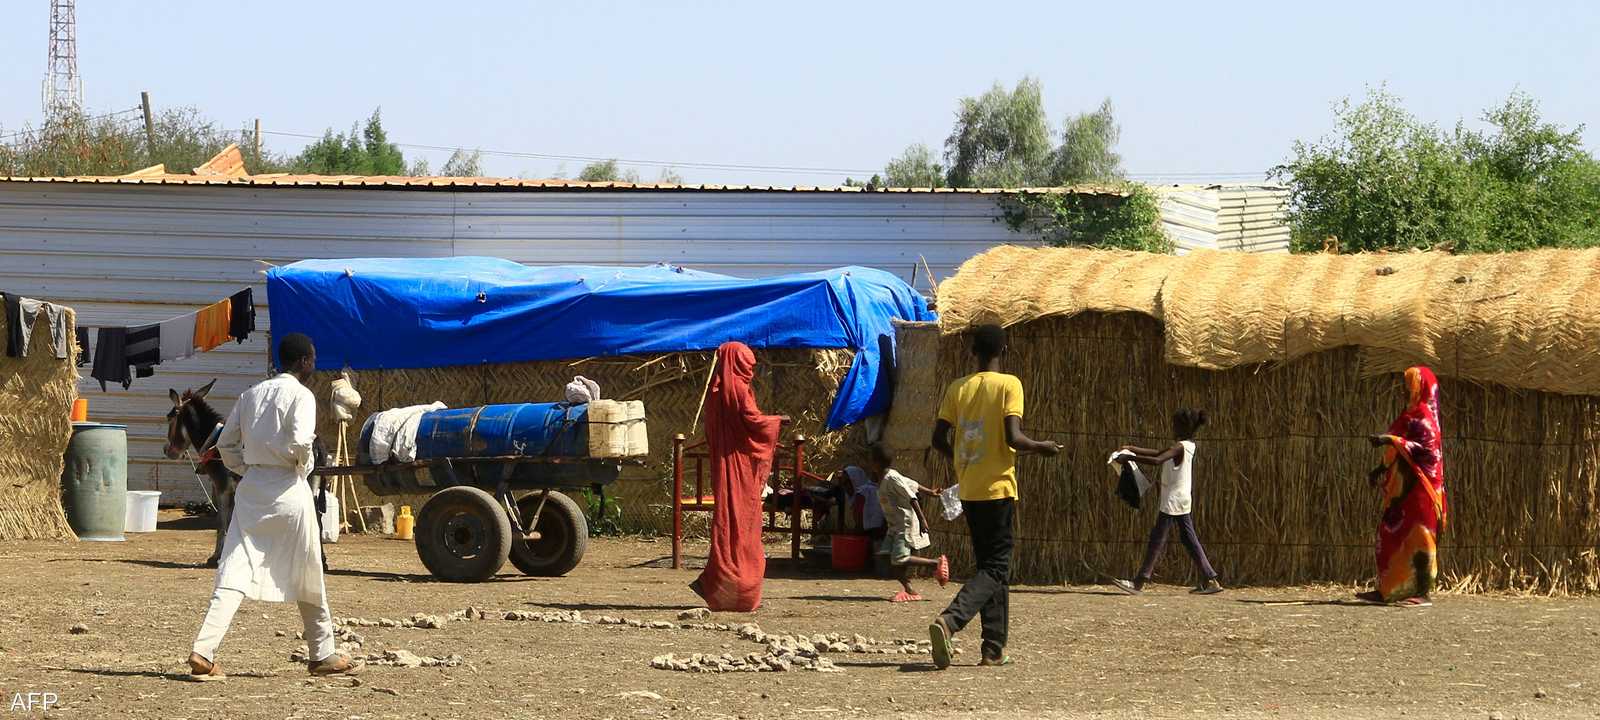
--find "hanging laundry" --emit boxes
[126,324,160,378]
[29,299,70,359]
[91,327,130,391]
[228,287,256,343]
[1,293,70,359]
[75,326,91,367]
[2,292,22,357]
[160,312,199,363]
[194,297,232,352]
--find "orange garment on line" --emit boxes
[194,298,232,352]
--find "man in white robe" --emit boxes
[188,333,359,677]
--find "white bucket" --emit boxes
[320,495,340,544]
[124,491,161,533]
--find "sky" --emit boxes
[2,1,1597,186]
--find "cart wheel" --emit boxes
[509,491,588,577]
[415,486,512,582]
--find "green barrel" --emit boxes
[61,422,128,542]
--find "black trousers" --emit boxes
[940,498,1014,656]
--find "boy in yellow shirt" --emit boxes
[928,324,1061,669]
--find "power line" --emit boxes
[261,128,1271,180]
[260,129,882,176]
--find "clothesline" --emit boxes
[75,287,259,391]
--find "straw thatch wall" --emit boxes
[0,305,78,540]
[939,246,1600,398]
[305,348,858,533]
[899,313,1600,593]
[885,246,1600,592]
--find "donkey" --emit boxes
[165,379,330,570]
[164,380,237,568]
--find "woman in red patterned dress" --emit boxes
[1359,366,1448,607]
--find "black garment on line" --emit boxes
[2,292,23,358]
[125,323,160,367]
[939,497,1014,657]
[75,327,90,367]
[91,327,130,391]
[228,287,256,343]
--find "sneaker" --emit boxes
[928,617,953,670]
[307,653,363,676]
[1191,579,1224,595]
[1110,578,1143,595]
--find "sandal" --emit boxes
[891,591,922,603]
[979,653,1014,667]
[187,652,224,680]
[1394,596,1433,608]
[928,617,953,670]
[935,555,950,587]
[1354,590,1385,604]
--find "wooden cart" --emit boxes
[312,455,633,582]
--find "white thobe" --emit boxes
[213,373,326,606]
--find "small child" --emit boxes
[1111,409,1223,595]
[869,444,950,602]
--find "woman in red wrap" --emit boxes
[1359,366,1447,607]
[690,342,785,612]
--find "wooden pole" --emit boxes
[253,118,261,159]
[139,91,156,156]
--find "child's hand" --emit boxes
[1367,434,1386,448]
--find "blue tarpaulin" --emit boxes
[265,258,935,429]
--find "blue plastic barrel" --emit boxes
[60,422,128,541]
[414,403,589,459]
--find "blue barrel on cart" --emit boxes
[414,403,589,460]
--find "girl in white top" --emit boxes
[1110,409,1223,596]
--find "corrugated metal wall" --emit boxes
[1156,187,1222,254]
[0,183,1031,502]
[1217,185,1291,253]
[1156,184,1291,254]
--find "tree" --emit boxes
[439,149,484,177]
[1051,98,1123,184]
[292,108,407,175]
[577,159,641,183]
[656,167,684,185]
[0,106,291,177]
[1272,87,1600,253]
[943,77,1054,188]
[883,143,944,188]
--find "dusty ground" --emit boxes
[1,512,1597,720]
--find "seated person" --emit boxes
[803,458,887,546]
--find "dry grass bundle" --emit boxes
[306,348,857,533]
[934,246,1177,331]
[0,306,78,540]
[938,246,1600,398]
[896,313,1600,594]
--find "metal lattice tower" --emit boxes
[43,0,83,117]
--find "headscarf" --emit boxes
[1384,366,1446,526]
[706,342,781,468]
[694,341,782,612]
